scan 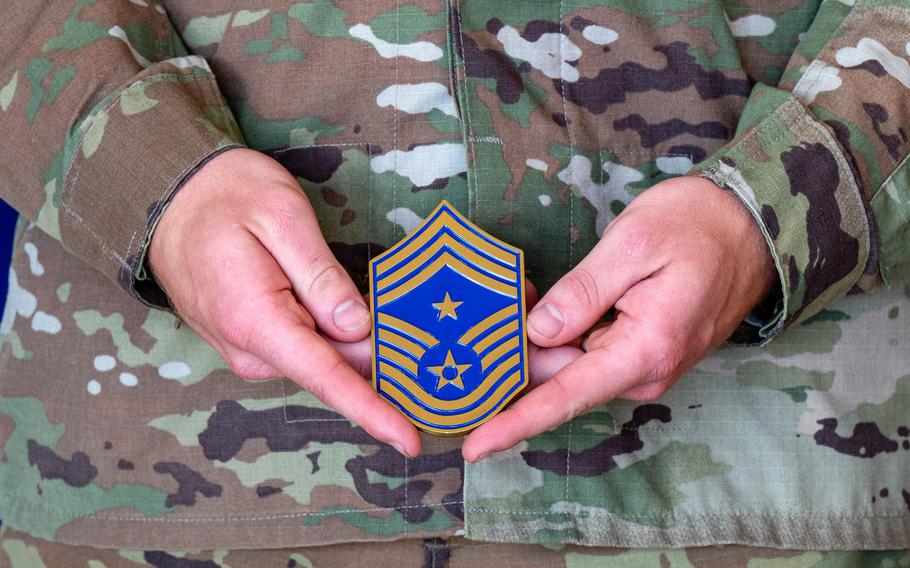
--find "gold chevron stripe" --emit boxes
[481,336,520,370]
[376,252,517,306]
[378,353,520,412]
[377,233,515,290]
[459,305,518,345]
[377,345,419,376]
[473,319,520,354]
[375,211,516,272]
[377,313,439,347]
[382,370,524,425]
[377,328,425,360]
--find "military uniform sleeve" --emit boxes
[694,0,910,345]
[0,2,244,306]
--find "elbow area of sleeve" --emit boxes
[57,59,244,306]
[693,85,872,345]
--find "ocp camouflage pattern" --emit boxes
[4,527,910,568]
[0,0,908,563]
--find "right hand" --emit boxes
[148,148,421,457]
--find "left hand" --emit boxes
[462,176,777,462]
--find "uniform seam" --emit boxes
[394,1,408,541]
[270,142,375,152]
[0,490,464,523]
[463,507,910,519]
[392,0,400,230]
[557,0,576,270]
[60,67,213,207]
[556,0,574,516]
[455,0,477,220]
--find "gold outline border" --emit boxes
[369,200,529,437]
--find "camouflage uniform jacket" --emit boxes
[1,0,909,553]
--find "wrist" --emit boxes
[148,147,252,285]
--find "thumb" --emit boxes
[527,225,657,347]
[249,194,371,342]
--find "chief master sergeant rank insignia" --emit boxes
[369,201,529,436]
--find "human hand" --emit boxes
[148,148,421,457]
[462,176,776,461]
[327,282,587,388]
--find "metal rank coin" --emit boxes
[369,201,529,436]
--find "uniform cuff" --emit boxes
[693,84,872,345]
[57,57,245,308]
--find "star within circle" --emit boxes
[432,292,463,320]
[427,350,472,391]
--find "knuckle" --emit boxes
[604,215,666,265]
[303,355,347,402]
[610,219,659,263]
[304,379,328,403]
[647,331,686,381]
[632,382,671,402]
[213,310,257,351]
[552,375,593,421]
[226,354,265,380]
[321,354,350,382]
[558,267,601,311]
[261,198,306,238]
[303,256,348,298]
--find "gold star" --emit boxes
[432,292,463,321]
[427,350,472,391]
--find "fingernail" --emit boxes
[470,451,490,463]
[391,441,409,457]
[333,299,370,331]
[529,303,565,339]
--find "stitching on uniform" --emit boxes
[59,69,221,272]
[129,144,210,272]
[462,507,910,519]
[695,100,811,324]
[0,490,465,522]
[792,59,826,103]
[874,145,910,202]
[57,201,129,270]
[269,143,374,153]
[445,0,460,122]
[791,0,861,89]
[707,98,802,166]
[469,135,502,145]
[790,96,872,279]
[392,0,401,229]
[557,0,576,270]
[557,0,574,513]
[393,1,410,541]
[455,0,477,219]
[60,69,209,205]
[125,230,138,268]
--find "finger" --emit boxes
[220,349,282,381]
[527,344,583,388]
[184,317,282,380]
[526,224,659,347]
[581,321,613,351]
[463,316,649,462]
[324,334,372,378]
[248,290,421,457]
[618,381,672,402]
[248,195,371,342]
